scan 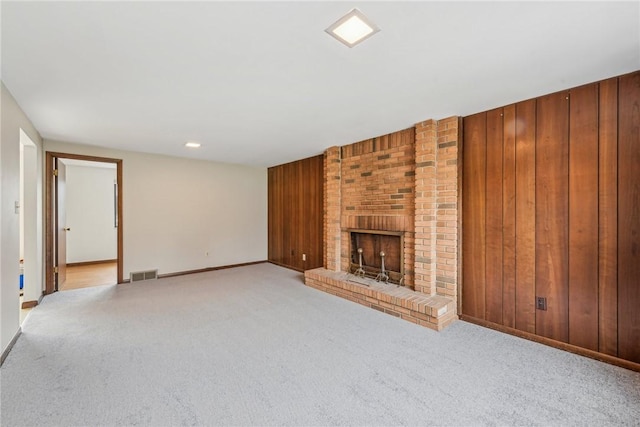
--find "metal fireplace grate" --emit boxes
[348,229,404,285]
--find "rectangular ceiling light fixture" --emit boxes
[185,142,201,148]
[325,8,380,48]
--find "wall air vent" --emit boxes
[130,269,158,282]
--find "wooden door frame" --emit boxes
[45,151,124,294]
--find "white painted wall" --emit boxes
[1,82,43,356]
[64,164,117,263]
[20,136,42,307]
[19,146,24,260]
[44,140,267,278]
[1,80,265,358]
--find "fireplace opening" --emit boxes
[349,230,404,285]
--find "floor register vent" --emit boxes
[130,269,158,282]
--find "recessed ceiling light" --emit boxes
[185,142,201,148]
[325,8,380,48]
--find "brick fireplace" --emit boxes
[304,117,460,331]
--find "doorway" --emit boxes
[19,129,41,323]
[45,152,123,294]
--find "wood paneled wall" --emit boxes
[462,71,640,364]
[268,155,324,271]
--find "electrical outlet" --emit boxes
[536,297,547,311]
[302,254,306,261]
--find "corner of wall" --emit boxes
[324,146,342,271]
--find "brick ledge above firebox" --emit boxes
[304,268,457,331]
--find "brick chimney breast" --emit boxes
[309,118,460,331]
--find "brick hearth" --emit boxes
[307,117,461,331]
[305,268,457,330]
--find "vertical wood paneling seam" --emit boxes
[567,92,571,342]
[501,114,505,320]
[458,117,464,315]
[532,99,537,330]
[562,93,571,341]
[533,100,537,335]
[500,110,505,326]
[511,108,517,321]
[484,113,488,321]
[616,77,620,357]
[596,85,601,351]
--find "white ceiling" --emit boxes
[2,1,639,167]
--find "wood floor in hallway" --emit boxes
[60,261,117,291]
